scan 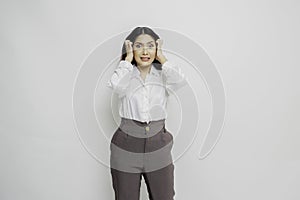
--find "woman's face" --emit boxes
[133,34,157,68]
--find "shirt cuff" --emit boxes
[161,61,172,71]
[119,60,134,71]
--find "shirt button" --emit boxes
[145,126,150,131]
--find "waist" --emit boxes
[119,117,166,138]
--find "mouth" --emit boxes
[140,57,151,62]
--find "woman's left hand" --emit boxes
[156,39,168,64]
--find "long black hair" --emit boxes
[120,26,162,70]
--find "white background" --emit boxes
[1,0,299,199]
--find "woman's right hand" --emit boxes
[124,40,133,62]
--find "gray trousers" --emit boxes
[110,117,175,200]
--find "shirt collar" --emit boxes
[131,64,160,78]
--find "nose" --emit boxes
[142,47,148,55]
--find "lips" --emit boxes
[141,57,150,62]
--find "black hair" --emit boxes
[120,26,162,70]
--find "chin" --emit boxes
[137,60,154,67]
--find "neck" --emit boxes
[137,65,151,74]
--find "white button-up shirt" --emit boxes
[107,60,187,123]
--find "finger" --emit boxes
[125,40,132,52]
[125,40,131,46]
[156,39,162,49]
[156,39,160,45]
[124,40,129,49]
[128,42,133,51]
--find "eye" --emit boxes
[135,44,141,48]
[148,44,154,48]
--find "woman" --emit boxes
[107,26,187,200]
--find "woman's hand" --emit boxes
[155,39,168,64]
[124,40,133,62]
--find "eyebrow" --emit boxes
[134,41,155,44]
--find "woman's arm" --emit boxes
[161,61,188,95]
[107,40,134,98]
[107,60,133,98]
[155,39,187,95]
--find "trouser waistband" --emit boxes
[119,117,165,138]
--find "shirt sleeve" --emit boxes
[161,61,188,96]
[107,60,134,98]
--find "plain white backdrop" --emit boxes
[1,0,299,199]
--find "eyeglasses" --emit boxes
[133,42,156,50]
